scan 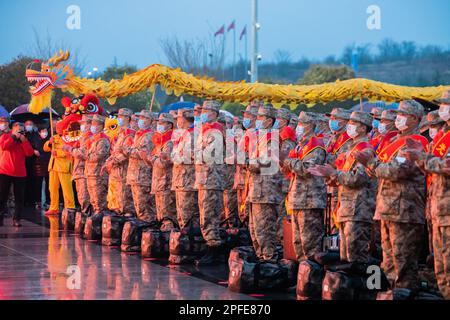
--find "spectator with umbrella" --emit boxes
[32,125,51,210]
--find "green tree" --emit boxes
[298,65,355,85]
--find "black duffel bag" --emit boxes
[121,219,153,253]
[102,214,131,246]
[225,227,251,249]
[141,228,170,258]
[84,212,111,241]
[168,227,207,264]
[296,259,325,300]
[61,208,77,231]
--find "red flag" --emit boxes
[227,20,235,32]
[239,25,247,40]
[214,25,225,37]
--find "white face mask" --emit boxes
[346,124,359,138]
[40,131,48,139]
[395,116,408,131]
[378,123,388,134]
[429,128,439,139]
[295,125,304,138]
[439,105,450,122]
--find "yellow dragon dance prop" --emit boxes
[26,50,450,114]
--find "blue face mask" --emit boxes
[242,118,251,129]
[117,118,125,127]
[200,113,209,123]
[329,120,342,132]
[138,119,146,130]
[372,119,380,130]
[194,116,201,125]
[156,125,166,133]
[314,126,319,134]
[272,119,280,129]
[255,120,264,130]
[90,126,98,134]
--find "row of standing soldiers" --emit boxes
[48,91,450,298]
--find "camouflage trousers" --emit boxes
[109,179,135,215]
[276,195,288,245]
[237,188,249,225]
[86,177,108,214]
[381,220,424,291]
[49,171,75,212]
[223,189,238,228]
[249,203,278,262]
[339,221,371,263]
[155,191,177,231]
[175,190,199,229]
[198,189,224,247]
[291,209,324,261]
[130,184,156,223]
[432,224,450,299]
[74,178,90,213]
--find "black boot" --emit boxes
[195,245,221,266]
[12,219,22,227]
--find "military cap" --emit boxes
[136,110,155,119]
[176,108,195,119]
[202,100,221,112]
[131,114,139,121]
[158,113,175,124]
[434,89,450,104]
[380,109,397,121]
[297,111,317,124]
[370,107,382,119]
[257,104,277,119]
[218,112,227,124]
[277,108,292,121]
[289,114,298,125]
[326,108,351,120]
[80,114,93,123]
[425,110,445,127]
[350,111,373,127]
[396,100,424,118]
[241,105,259,117]
[91,114,106,124]
[118,108,133,117]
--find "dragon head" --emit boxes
[26,50,73,114]
[56,94,104,146]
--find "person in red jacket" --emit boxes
[0,122,35,227]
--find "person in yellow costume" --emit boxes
[43,131,75,215]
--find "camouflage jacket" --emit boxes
[368,130,426,224]
[149,131,174,194]
[194,123,225,191]
[279,128,297,194]
[233,129,256,190]
[106,127,135,182]
[284,134,327,210]
[247,130,283,204]
[326,129,353,166]
[126,129,154,186]
[84,133,110,178]
[333,137,376,223]
[71,132,92,180]
[171,128,196,191]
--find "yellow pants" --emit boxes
[107,180,119,211]
[49,170,75,211]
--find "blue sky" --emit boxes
[1,0,449,72]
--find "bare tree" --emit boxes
[159,35,226,79]
[28,28,88,74]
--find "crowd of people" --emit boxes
[0,90,449,299]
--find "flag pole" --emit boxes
[233,21,236,81]
[150,85,157,112]
[245,28,248,81]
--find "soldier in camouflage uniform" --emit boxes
[311,111,376,263]
[65,115,92,213]
[357,100,427,291]
[288,112,298,131]
[130,114,139,132]
[171,108,199,229]
[127,110,157,223]
[404,91,450,298]
[284,111,327,261]
[248,104,283,263]
[276,108,297,243]
[143,113,177,231]
[103,108,135,215]
[194,100,225,265]
[85,115,110,214]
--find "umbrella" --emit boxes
[413,97,440,113]
[160,101,196,114]
[10,104,59,123]
[0,105,9,119]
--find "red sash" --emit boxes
[87,132,109,150]
[173,128,194,146]
[375,131,398,155]
[251,131,278,158]
[201,122,224,135]
[152,130,173,155]
[378,134,429,163]
[136,128,152,139]
[432,129,450,158]
[336,141,374,171]
[289,136,325,160]
[280,126,297,143]
[327,131,351,155]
